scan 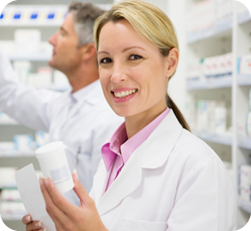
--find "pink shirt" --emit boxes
[101,107,170,192]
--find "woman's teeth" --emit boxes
[114,89,137,98]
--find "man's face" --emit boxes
[48,13,83,73]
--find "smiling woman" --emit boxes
[95,2,190,134]
[23,1,235,231]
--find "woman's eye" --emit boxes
[129,54,142,60]
[100,58,112,64]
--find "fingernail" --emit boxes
[43,175,49,186]
[26,216,30,222]
[35,221,41,227]
[73,168,78,183]
[39,177,43,186]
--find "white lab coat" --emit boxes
[90,110,235,231]
[0,49,123,205]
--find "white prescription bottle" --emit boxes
[35,141,74,194]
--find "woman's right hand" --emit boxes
[22,214,45,231]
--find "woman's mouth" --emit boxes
[112,89,138,98]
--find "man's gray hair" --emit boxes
[69,2,106,46]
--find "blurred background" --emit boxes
[0,0,250,229]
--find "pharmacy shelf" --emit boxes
[238,10,251,25]
[238,197,251,214]
[238,136,251,150]
[1,214,24,221]
[0,21,63,27]
[195,131,232,146]
[237,74,251,86]
[187,17,232,44]
[0,186,17,190]
[0,122,18,125]
[0,151,35,157]
[187,75,232,90]
[8,53,51,62]
[0,4,111,27]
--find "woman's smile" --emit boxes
[111,88,138,102]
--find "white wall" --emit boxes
[166,0,187,115]
[114,0,167,10]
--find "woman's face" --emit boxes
[98,20,177,120]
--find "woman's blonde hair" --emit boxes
[94,0,190,131]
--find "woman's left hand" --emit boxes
[39,170,107,231]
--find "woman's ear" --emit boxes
[165,48,179,79]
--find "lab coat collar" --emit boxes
[93,109,183,216]
[71,80,103,105]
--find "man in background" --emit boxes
[0,2,122,205]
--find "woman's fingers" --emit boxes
[72,169,90,204]
[39,177,69,228]
[22,214,32,225]
[25,221,44,231]
[22,214,45,231]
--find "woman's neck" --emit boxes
[125,105,167,139]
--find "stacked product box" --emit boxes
[0,189,26,220]
[187,53,233,81]
[0,170,42,220]
[187,0,233,41]
[239,165,251,204]
[184,100,231,135]
[187,0,215,35]
[0,5,67,25]
[247,89,251,138]
[238,53,251,76]
[195,100,231,134]
[203,53,232,78]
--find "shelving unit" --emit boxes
[0,152,35,157]
[185,0,251,229]
[195,131,232,146]
[187,75,232,90]
[8,53,51,62]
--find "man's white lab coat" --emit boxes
[0,49,123,205]
[90,110,235,231]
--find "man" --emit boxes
[0,2,122,205]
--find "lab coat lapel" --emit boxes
[97,151,142,216]
[92,162,112,205]
[95,110,183,216]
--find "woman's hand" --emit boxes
[22,214,45,231]
[39,170,107,231]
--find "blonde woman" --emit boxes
[23,1,235,230]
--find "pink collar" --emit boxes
[101,107,170,171]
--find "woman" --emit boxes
[23,1,235,230]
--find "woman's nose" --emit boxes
[110,62,126,83]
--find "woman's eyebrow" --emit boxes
[122,46,146,52]
[98,46,146,55]
[98,51,109,55]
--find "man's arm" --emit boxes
[0,48,61,131]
